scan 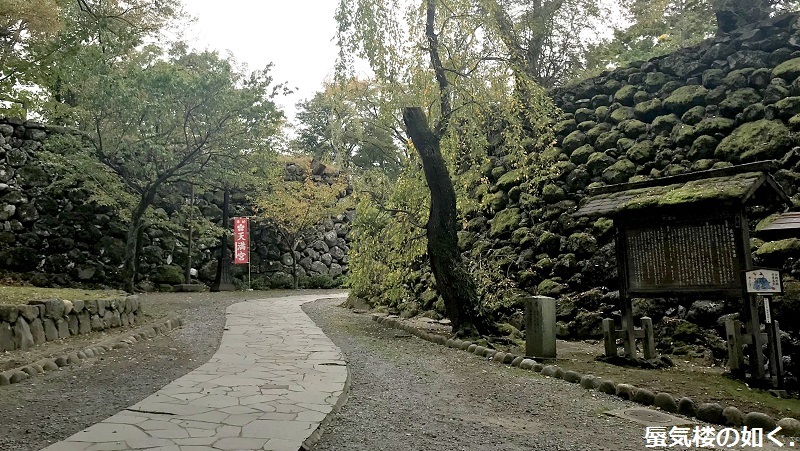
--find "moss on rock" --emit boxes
[773,96,800,119]
[610,106,636,124]
[688,135,719,159]
[671,123,699,146]
[634,99,663,122]
[664,85,708,114]
[595,130,623,151]
[702,68,725,88]
[694,117,736,136]
[496,169,522,189]
[614,85,638,106]
[619,119,648,138]
[755,238,800,258]
[537,279,565,297]
[542,183,567,203]
[563,232,598,255]
[681,106,706,125]
[587,152,615,176]
[772,57,800,81]
[715,119,792,162]
[720,88,761,116]
[562,130,587,153]
[570,144,594,165]
[489,208,522,237]
[602,158,636,184]
[652,114,680,135]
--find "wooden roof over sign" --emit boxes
[574,162,791,218]
[755,212,800,239]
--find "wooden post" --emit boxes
[641,317,656,360]
[620,294,636,357]
[614,224,636,357]
[725,318,744,373]
[774,320,785,388]
[749,295,766,379]
[602,318,617,357]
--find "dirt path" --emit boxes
[303,298,650,451]
[0,289,344,451]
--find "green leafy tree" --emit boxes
[43,45,285,291]
[292,78,403,176]
[337,0,561,335]
[485,0,608,88]
[0,0,62,111]
[1,0,182,115]
[252,159,349,289]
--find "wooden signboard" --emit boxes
[617,211,747,298]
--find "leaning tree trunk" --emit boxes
[403,107,485,337]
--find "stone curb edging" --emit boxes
[301,366,353,451]
[0,314,184,387]
[370,313,800,437]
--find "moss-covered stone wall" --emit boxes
[456,13,800,375]
[0,119,352,290]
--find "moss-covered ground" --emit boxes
[399,315,800,420]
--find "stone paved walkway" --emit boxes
[42,293,349,451]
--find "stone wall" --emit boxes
[454,12,800,371]
[0,297,141,352]
[0,119,352,288]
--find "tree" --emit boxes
[0,0,62,112]
[337,0,564,334]
[292,79,403,176]
[485,0,607,88]
[1,0,183,115]
[43,45,284,291]
[252,159,349,289]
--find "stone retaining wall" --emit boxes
[0,118,352,288]
[455,12,800,352]
[0,297,141,352]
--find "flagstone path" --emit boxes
[42,293,349,451]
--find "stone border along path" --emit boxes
[371,313,800,438]
[0,314,184,386]
[42,293,350,451]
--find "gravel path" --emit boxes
[303,298,650,451]
[0,289,344,451]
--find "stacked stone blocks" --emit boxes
[0,296,141,352]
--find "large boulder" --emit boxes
[715,119,792,162]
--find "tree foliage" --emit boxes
[252,159,349,289]
[485,0,607,88]
[336,0,561,332]
[41,41,285,290]
[0,0,62,110]
[1,0,183,114]
[292,78,403,175]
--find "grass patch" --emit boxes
[507,339,800,420]
[0,286,126,306]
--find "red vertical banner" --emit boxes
[233,217,249,264]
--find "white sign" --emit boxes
[745,269,782,294]
[764,298,772,324]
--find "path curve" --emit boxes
[42,293,349,451]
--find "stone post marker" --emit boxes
[524,296,556,360]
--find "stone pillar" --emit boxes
[524,296,556,360]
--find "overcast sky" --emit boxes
[182,1,341,125]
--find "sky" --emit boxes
[182,1,342,125]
